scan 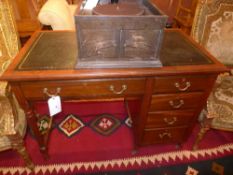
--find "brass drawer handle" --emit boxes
[109,84,127,95]
[43,87,61,97]
[175,81,191,91]
[163,117,177,125]
[169,99,184,109]
[159,132,172,139]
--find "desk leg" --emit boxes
[10,84,49,158]
[26,109,49,158]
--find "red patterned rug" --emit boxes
[0,101,233,175]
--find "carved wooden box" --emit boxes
[75,0,168,68]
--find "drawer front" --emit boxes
[153,75,215,93]
[20,78,146,99]
[145,110,195,128]
[141,127,188,145]
[149,92,203,111]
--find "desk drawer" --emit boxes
[20,78,146,99]
[141,126,188,145]
[149,92,203,111]
[145,110,195,128]
[153,75,215,93]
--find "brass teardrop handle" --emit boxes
[109,84,127,95]
[163,117,177,125]
[175,81,191,91]
[169,99,184,109]
[159,132,172,139]
[43,87,61,97]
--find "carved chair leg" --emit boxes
[193,125,210,150]
[9,133,35,171]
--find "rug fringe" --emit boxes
[1,143,233,175]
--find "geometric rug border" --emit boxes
[1,143,233,175]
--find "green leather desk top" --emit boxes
[17,30,212,71]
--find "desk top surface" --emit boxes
[1,29,227,81]
[17,30,212,70]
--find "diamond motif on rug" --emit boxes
[212,162,224,175]
[58,114,84,137]
[90,114,120,136]
[185,166,199,175]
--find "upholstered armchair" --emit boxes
[191,0,233,150]
[0,0,34,170]
[38,0,78,30]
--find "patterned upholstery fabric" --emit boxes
[0,97,26,151]
[0,0,19,96]
[191,0,233,66]
[191,0,233,131]
[207,75,233,130]
[0,98,15,136]
[0,0,26,151]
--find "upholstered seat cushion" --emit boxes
[207,75,233,130]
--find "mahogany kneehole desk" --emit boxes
[1,29,227,157]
